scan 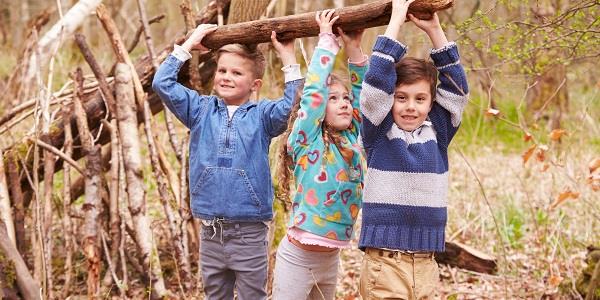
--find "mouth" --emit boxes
[219,84,235,89]
[401,115,418,121]
[338,112,350,117]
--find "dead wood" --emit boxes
[201,0,453,49]
[72,68,103,298]
[436,241,498,275]
[0,219,41,300]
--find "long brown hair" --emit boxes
[276,72,354,202]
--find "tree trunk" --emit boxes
[59,100,75,299]
[114,63,167,298]
[72,68,103,298]
[0,149,15,247]
[0,219,41,300]
[228,0,271,23]
[26,0,103,80]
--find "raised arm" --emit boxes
[360,0,413,149]
[338,27,368,137]
[288,9,339,150]
[152,24,217,128]
[261,32,304,137]
[410,13,469,146]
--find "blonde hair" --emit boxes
[215,44,266,79]
[276,72,354,202]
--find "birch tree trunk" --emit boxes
[26,0,103,80]
[0,149,15,246]
[71,68,103,298]
[0,220,41,300]
[115,62,167,298]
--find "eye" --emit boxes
[233,71,242,76]
[417,97,426,102]
[343,96,352,103]
[328,95,338,102]
[217,69,226,73]
[395,95,407,102]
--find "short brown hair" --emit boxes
[395,57,437,98]
[215,44,266,79]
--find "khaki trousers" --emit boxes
[359,248,440,300]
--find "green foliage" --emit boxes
[454,92,524,153]
[455,1,600,76]
[497,199,525,249]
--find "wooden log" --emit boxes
[436,241,498,275]
[201,0,453,49]
[0,219,41,300]
[71,68,103,298]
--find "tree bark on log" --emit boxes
[0,149,15,246]
[114,63,167,298]
[25,0,103,81]
[436,241,498,275]
[0,219,41,300]
[72,68,103,298]
[201,0,453,49]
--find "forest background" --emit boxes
[0,0,598,299]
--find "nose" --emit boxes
[406,99,416,110]
[339,101,349,110]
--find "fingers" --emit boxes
[316,9,338,24]
[270,31,279,44]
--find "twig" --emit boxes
[60,98,74,299]
[74,33,117,116]
[457,149,510,298]
[136,0,158,70]
[29,138,84,175]
[100,229,128,299]
[127,14,165,53]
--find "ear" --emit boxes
[252,79,263,92]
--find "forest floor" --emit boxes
[334,147,598,299]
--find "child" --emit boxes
[358,0,469,299]
[272,9,368,300]
[152,24,303,299]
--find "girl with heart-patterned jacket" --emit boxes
[272,9,368,300]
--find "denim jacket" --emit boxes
[152,54,303,221]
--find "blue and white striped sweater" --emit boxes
[358,36,469,252]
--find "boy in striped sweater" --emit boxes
[358,0,469,299]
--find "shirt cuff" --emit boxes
[282,64,303,82]
[172,44,192,62]
[317,32,340,55]
[349,54,368,66]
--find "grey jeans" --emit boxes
[272,237,340,300]
[200,219,269,300]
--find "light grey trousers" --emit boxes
[272,237,340,300]
[200,220,269,300]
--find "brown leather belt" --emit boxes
[366,247,434,259]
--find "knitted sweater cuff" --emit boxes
[430,42,460,68]
[373,35,407,62]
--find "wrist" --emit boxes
[280,54,297,66]
[181,40,194,53]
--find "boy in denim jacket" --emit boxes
[152,24,302,299]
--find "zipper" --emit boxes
[225,108,237,149]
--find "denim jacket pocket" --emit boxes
[191,167,261,218]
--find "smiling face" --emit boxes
[392,80,433,131]
[324,82,353,131]
[213,52,262,105]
